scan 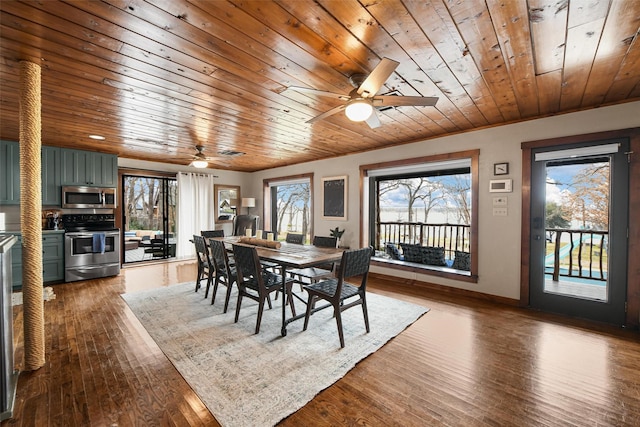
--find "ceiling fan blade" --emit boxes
[373,95,439,107]
[365,110,381,129]
[357,57,399,97]
[287,86,349,101]
[307,104,346,124]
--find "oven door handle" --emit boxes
[67,232,118,238]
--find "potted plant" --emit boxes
[330,227,345,247]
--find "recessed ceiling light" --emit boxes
[89,135,105,140]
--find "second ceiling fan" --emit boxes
[288,57,438,128]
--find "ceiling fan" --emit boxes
[287,57,438,128]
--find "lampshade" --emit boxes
[242,197,256,208]
[345,99,373,122]
[191,159,208,168]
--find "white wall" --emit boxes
[249,101,640,300]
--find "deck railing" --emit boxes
[377,221,471,260]
[546,228,608,282]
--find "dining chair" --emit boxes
[208,238,237,313]
[201,229,225,238]
[302,247,373,348]
[285,233,304,244]
[233,214,259,236]
[193,235,214,294]
[143,238,165,260]
[288,235,338,285]
[232,243,296,334]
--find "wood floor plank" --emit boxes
[3,259,640,426]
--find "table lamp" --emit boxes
[242,197,255,215]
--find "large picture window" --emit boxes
[263,174,313,243]
[361,150,479,281]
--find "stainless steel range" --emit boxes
[62,213,120,282]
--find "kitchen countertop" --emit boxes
[0,229,66,235]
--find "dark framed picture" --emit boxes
[494,162,509,175]
[321,175,347,220]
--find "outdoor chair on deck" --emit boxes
[193,235,214,294]
[144,238,165,259]
[232,244,296,334]
[302,247,373,348]
[288,236,338,285]
[208,238,237,313]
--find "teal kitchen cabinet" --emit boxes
[0,141,20,205]
[41,232,64,283]
[41,146,62,206]
[61,149,117,187]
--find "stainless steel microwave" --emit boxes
[62,186,117,209]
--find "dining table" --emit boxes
[215,236,345,336]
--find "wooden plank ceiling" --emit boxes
[1,0,639,172]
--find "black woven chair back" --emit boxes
[233,214,259,236]
[201,229,224,238]
[232,244,260,283]
[193,235,208,260]
[286,233,304,244]
[209,239,228,271]
[313,236,337,248]
[340,247,373,280]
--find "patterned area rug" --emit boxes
[122,282,429,426]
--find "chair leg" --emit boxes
[286,284,296,317]
[195,264,203,292]
[204,273,212,299]
[211,276,221,305]
[255,300,266,334]
[223,281,233,313]
[234,292,244,323]
[361,294,370,333]
[335,307,345,348]
[302,295,316,331]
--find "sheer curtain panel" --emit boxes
[176,172,217,258]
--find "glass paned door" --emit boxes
[529,141,629,324]
[122,175,177,263]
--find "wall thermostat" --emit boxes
[489,179,512,193]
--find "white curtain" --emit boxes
[176,172,217,258]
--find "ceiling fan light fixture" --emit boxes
[191,159,208,168]
[345,99,373,122]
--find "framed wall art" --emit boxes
[321,175,347,220]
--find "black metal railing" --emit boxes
[545,228,608,282]
[377,221,471,260]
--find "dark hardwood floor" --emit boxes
[3,260,640,426]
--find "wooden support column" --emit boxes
[19,60,45,371]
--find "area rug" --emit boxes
[122,282,429,426]
[11,286,56,306]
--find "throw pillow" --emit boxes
[452,251,471,271]
[399,243,422,263]
[385,242,403,260]
[420,246,447,266]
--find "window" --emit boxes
[361,150,478,281]
[263,174,313,243]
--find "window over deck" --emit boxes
[361,150,479,282]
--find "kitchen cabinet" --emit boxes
[0,232,64,290]
[41,233,64,283]
[0,141,20,205]
[41,146,61,206]
[61,149,117,187]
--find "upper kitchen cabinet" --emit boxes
[61,150,117,187]
[0,140,20,205]
[41,146,61,206]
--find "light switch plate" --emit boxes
[493,196,508,206]
[493,207,508,216]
